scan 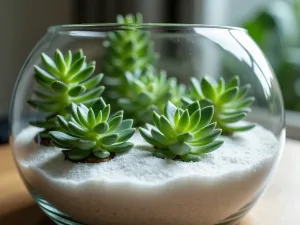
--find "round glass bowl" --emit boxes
[10,24,285,225]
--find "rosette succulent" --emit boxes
[139,101,223,162]
[102,13,158,100]
[28,49,104,135]
[118,67,185,125]
[49,98,135,162]
[188,75,255,134]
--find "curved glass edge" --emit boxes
[48,23,248,33]
[9,32,56,137]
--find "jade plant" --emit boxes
[28,49,104,137]
[102,13,158,101]
[49,98,135,162]
[117,67,185,125]
[139,101,224,162]
[187,76,255,134]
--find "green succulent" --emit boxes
[102,13,158,100]
[28,49,104,135]
[49,98,135,161]
[118,67,185,125]
[188,75,255,134]
[139,101,223,162]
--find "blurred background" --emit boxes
[1,0,299,142]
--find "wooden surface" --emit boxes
[0,139,299,225]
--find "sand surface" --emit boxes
[13,125,279,225]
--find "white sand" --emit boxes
[13,125,279,225]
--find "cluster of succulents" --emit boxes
[139,101,223,162]
[28,13,255,163]
[101,13,185,124]
[29,49,104,137]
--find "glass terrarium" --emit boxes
[10,15,285,225]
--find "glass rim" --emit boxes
[48,23,247,33]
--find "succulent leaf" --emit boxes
[93,149,110,159]
[201,77,217,101]
[68,149,91,160]
[177,110,190,132]
[139,127,166,148]
[188,76,255,134]
[139,101,223,162]
[191,140,224,154]
[105,142,134,153]
[49,98,135,161]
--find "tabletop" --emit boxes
[0,139,299,225]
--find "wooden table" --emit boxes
[0,140,299,225]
